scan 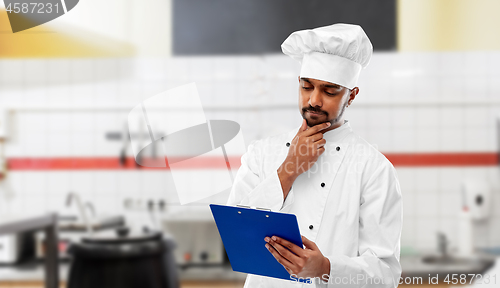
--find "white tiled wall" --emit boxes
[1,52,500,252]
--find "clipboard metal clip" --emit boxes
[235,204,271,211]
[256,207,271,211]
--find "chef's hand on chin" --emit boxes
[265,235,330,279]
[277,119,330,197]
[283,119,330,176]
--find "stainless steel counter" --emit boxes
[0,261,68,282]
[0,214,59,288]
[0,262,245,282]
[400,253,497,283]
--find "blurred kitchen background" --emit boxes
[1,0,500,287]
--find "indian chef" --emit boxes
[227,23,403,288]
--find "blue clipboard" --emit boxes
[210,204,308,282]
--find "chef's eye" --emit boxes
[302,86,313,90]
[325,91,337,96]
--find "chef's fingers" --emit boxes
[269,236,305,257]
[315,139,327,148]
[265,243,296,272]
[309,133,324,143]
[301,122,330,137]
[266,240,301,268]
[301,235,319,250]
[317,147,325,156]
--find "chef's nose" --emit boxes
[308,89,322,108]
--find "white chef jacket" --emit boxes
[227,121,402,288]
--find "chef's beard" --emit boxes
[302,100,348,127]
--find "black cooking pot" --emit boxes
[67,229,178,288]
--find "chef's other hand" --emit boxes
[265,235,330,279]
[277,119,329,197]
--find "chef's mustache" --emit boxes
[302,106,328,117]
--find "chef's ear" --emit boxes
[347,87,359,107]
[298,76,301,83]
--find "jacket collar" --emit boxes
[322,120,353,142]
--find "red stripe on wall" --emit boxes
[7,157,242,170]
[385,152,499,167]
[6,152,499,170]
